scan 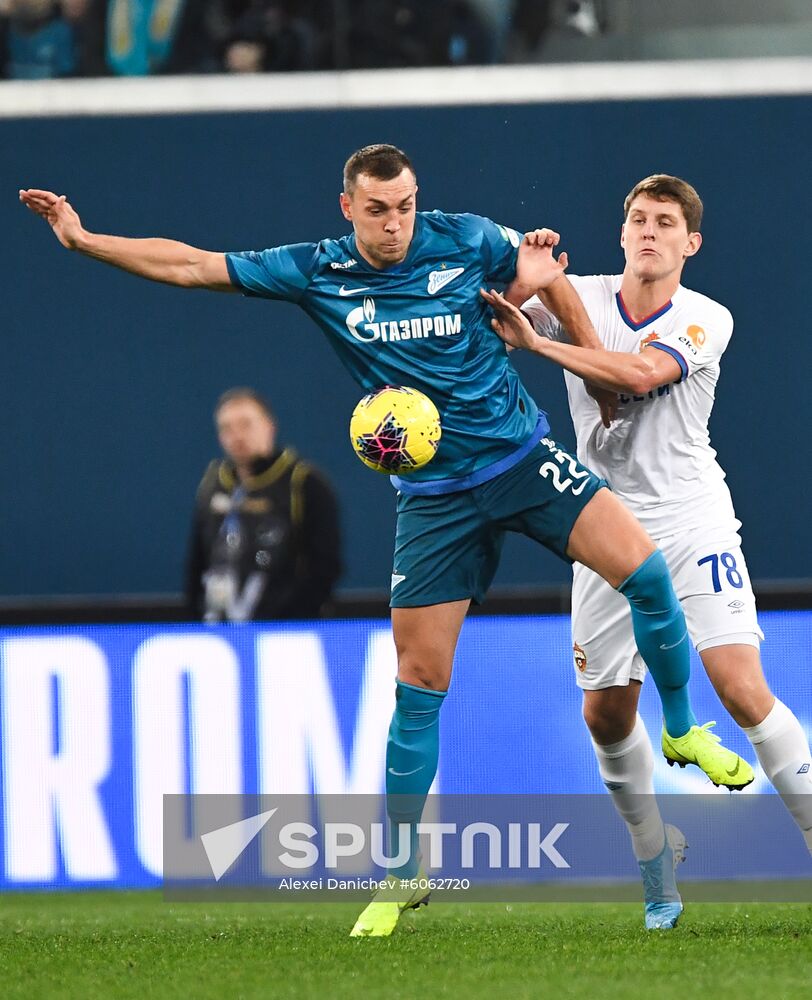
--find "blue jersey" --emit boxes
[225,210,548,494]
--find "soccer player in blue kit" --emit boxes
[21,145,750,936]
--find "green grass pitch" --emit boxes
[1,892,810,999]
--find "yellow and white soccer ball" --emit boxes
[349,385,441,474]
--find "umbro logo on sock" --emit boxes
[798,763,811,774]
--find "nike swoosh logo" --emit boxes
[388,765,423,777]
[338,285,372,296]
[391,573,406,590]
[725,760,741,777]
[660,632,688,651]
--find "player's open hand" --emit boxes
[516,230,568,292]
[19,189,86,250]
[481,288,542,352]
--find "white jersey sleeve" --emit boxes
[648,302,733,381]
[522,275,599,343]
[522,274,612,346]
[521,294,565,341]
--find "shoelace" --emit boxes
[695,721,720,744]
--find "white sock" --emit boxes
[743,699,812,854]
[592,714,665,862]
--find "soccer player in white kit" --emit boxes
[483,174,812,929]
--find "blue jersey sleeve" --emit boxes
[451,213,522,284]
[225,243,319,302]
[479,216,523,283]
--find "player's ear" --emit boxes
[683,231,702,258]
[339,192,352,222]
[619,223,626,249]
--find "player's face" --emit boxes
[217,399,276,465]
[339,169,418,268]
[621,195,701,283]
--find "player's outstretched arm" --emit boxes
[19,189,234,291]
[536,274,618,424]
[508,231,601,350]
[482,289,681,395]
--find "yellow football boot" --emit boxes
[349,872,430,937]
[662,721,754,790]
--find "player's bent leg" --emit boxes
[568,489,750,787]
[699,642,773,728]
[350,601,468,937]
[567,489,696,738]
[701,642,812,851]
[566,487,655,589]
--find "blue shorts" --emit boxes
[391,437,607,608]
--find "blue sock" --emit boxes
[618,550,697,738]
[385,679,446,879]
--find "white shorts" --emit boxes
[571,525,764,690]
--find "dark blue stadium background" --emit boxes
[2,95,808,596]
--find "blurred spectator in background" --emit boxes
[505,0,604,62]
[344,0,429,69]
[430,0,491,66]
[344,0,491,69]
[1,0,80,78]
[186,388,342,622]
[1,0,605,78]
[223,0,317,74]
[504,0,554,62]
[105,0,213,74]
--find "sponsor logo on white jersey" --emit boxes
[677,323,705,357]
[345,297,463,344]
[427,266,465,295]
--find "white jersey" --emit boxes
[524,274,737,536]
